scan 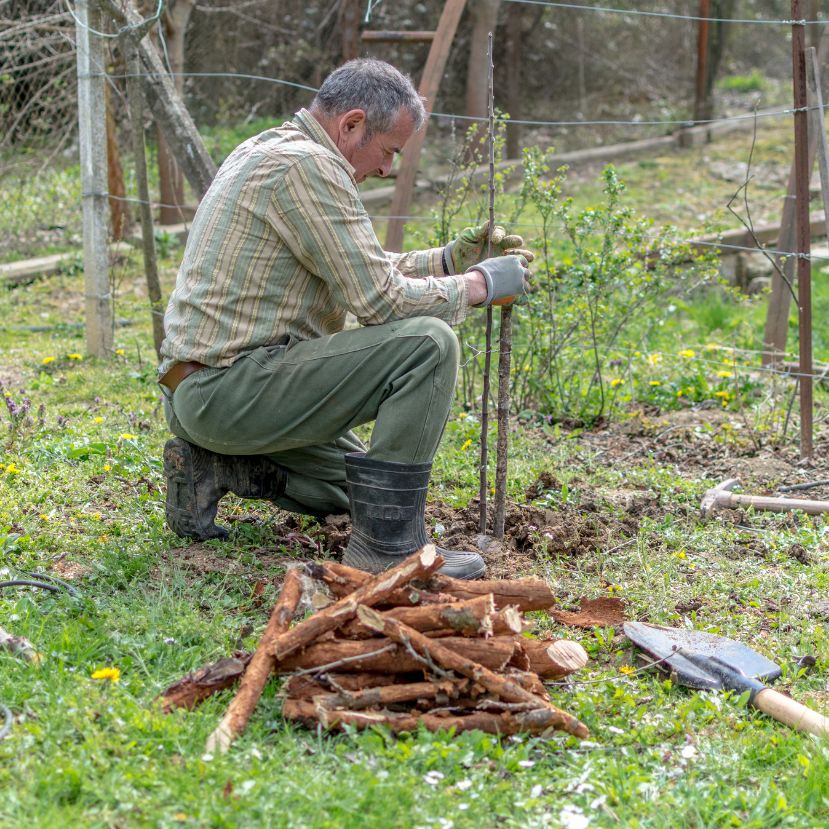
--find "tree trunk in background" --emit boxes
[105,82,128,240]
[505,4,524,159]
[338,0,362,62]
[156,0,194,225]
[696,0,734,121]
[807,0,820,51]
[465,0,501,121]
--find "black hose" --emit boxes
[20,571,80,597]
[0,580,61,593]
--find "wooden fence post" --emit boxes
[75,0,113,357]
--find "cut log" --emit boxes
[269,547,442,662]
[428,575,557,611]
[206,569,303,753]
[306,560,453,606]
[492,605,524,635]
[515,639,589,679]
[158,654,251,713]
[283,698,580,737]
[339,594,495,639]
[312,678,477,711]
[281,672,404,699]
[356,606,588,739]
[277,635,518,675]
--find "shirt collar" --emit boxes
[292,108,357,181]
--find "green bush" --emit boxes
[718,70,766,93]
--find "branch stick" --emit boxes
[267,546,442,661]
[205,569,302,754]
[357,606,589,738]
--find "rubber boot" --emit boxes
[163,437,288,540]
[341,453,486,580]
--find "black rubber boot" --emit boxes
[163,437,288,540]
[341,453,486,580]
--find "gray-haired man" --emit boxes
[159,59,531,580]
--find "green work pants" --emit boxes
[163,317,459,515]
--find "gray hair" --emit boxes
[311,58,426,136]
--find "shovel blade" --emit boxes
[624,622,781,691]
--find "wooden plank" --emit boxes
[385,0,467,252]
[0,244,133,285]
[806,48,829,244]
[361,30,435,42]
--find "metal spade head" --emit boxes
[624,622,782,692]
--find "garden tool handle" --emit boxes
[753,688,829,737]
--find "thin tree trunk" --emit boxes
[105,82,128,240]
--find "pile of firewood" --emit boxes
[160,546,594,752]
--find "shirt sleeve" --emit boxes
[386,248,446,278]
[266,154,468,327]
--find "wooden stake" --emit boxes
[205,569,303,754]
[124,37,164,359]
[479,32,497,535]
[806,48,829,245]
[791,2,813,460]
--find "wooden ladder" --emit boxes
[361,0,467,252]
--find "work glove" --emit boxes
[468,255,531,307]
[444,221,535,274]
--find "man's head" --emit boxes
[310,59,426,182]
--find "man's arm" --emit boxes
[268,154,472,325]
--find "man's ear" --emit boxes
[339,109,366,139]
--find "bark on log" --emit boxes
[281,672,403,699]
[268,547,442,662]
[307,559,557,611]
[277,636,518,675]
[206,569,303,753]
[339,594,495,639]
[517,639,589,679]
[312,678,478,711]
[492,606,524,635]
[283,698,579,737]
[428,575,557,611]
[306,560,453,607]
[356,607,588,739]
[158,653,251,713]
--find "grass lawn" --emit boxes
[2,114,829,828]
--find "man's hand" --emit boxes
[465,255,530,307]
[445,221,535,274]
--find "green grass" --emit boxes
[2,118,829,827]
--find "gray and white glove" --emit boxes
[467,255,530,306]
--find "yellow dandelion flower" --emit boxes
[676,389,684,397]
[610,378,623,387]
[678,349,695,358]
[673,550,687,559]
[457,412,468,419]
[647,353,663,367]
[714,390,730,399]
[119,433,136,440]
[66,353,83,361]
[91,666,120,682]
[41,356,56,365]
[39,514,49,522]
[618,665,636,675]
[649,380,661,387]
[633,350,641,357]
[5,463,20,475]
[93,416,104,424]
[115,348,126,357]
[92,512,102,521]
[716,371,733,379]
[685,386,696,394]
[460,439,472,451]
[103,464,111,472]
[98,535,109,542]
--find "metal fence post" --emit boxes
[75,0,113,357]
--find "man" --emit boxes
[159,59,531,580]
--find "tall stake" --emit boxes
[493,47,512,541]
[478,32,496,535]
[75,0,113,357]
[791,1,813,460]
[124,37,164,358]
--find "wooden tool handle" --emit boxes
[727,493,829,514]
[753,688,829,737]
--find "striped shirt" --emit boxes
[159,108,469,376]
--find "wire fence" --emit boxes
[2,0,828,401]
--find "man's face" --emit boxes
[335,109,416,183]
